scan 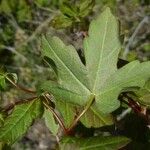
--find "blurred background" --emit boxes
[0,0,149,149]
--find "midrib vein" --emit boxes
[0,101,35,138]
[92,13,109,92]
[46,38,90,93]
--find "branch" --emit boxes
[34,1,57,13]
[0,45,27,62]
[19,16,52,49]
[6,76,36,94]
[1,14,52,61]
[123,16,149,59]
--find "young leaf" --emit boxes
[60,2,77,18]
[43,108,59,136]
[78,0,95,18]
[0,99,43,144]
[50,15,73,29]
[59,136,130,150]
[41,8,150,120]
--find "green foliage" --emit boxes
[0,0,32,22]
[0,66,7,90]
[59,136,130,150]
[96,0,117,12]
[0,66,18,90]
[0,99,43,144]
[0,0,13,14]
[0,4,149,149]
[43,108,59,135]
[56,101,75,128]
[0,75,6,90]
[0,114,4,127]
[16,0,32,22]
[41,8,150,121]
[135,80,150,106]
[35,0,51,6]
[51,15,73,29]
[79,108,113,128]
[51,0,95,29]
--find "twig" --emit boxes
[4,65,50,72]
[117,108,132,121]
[67,94,95,133]
[9,14,20,30]
[0,45,27,62]
[2,96,38,113]
[123,16,149,59]
[6,76,36,94]
[35,1,57,13]
[19,16,52,48]
[2,14,52,60]
[119,94,149,123]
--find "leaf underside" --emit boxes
[41,8,150,128]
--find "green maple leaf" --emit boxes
[40,7,150,124]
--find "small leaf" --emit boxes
[6,73,18,84]
[0,99,43,144]
[51,15,73,29]
[78,0,95,18]
[60,2,77,18]
[43,108,59,136]
[60,136,130,150]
